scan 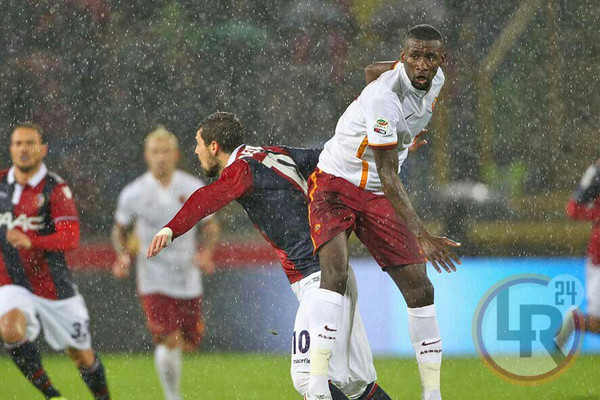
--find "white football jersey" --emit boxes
[115,170,210,298]
[317,62,444,194]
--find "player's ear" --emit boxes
[440,51,447,65]
[400,50,405,63]
[41,144,48,158]
[210,141,219,155]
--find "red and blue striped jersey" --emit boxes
[0,165,80,299]
[166,145,321,284]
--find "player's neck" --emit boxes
[152,171,174,187]
[13,163,42,186]
[217,152,232,175]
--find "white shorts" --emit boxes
[290,269,377,399]
[586,260,600,318]
[0,285,92,351]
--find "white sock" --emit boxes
[407,305,442,400]
[308,288,343,397]
[155,344,183,400]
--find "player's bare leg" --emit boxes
[67,347,110,400]
[307,232,349,399]
[155,329,184,400]
[387,263,442,400]
[0,308,63,399]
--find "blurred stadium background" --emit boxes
[0,0,599,399]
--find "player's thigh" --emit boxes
[140,294,179,343]
[354,195,425,269]
[178,297,204,350]
[0,285,41,343]
[586,261,600,318]
[36,293,92,351]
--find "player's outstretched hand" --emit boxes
[146,228,173,258]
[409,129,428,153]
[6,229,32,250]
[417,233,461,273]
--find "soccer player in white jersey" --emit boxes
[306,25,461,400]
[111,126,220,400]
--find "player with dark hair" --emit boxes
[147,111,393,399]
[556,159,600,348]
[306,24,459,400]
[0,124,110,400]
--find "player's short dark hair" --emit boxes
[198,112,244,153]
[404,24,443,43]
[12,122,46,143]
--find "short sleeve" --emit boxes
[50,184,79,224]
[364,94,401,150]
[115,183,138,226]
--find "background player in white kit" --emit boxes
[306,25,460,400]
[111,126,220,400]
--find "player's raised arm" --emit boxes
[147,160,253,259]
[373,147,461,273]
[364,61,397,84]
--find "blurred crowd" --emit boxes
[0,0,597,251]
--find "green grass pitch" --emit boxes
[1,353,599,399]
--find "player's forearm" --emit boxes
[111,224,129,255]
[29,221,80,251]
[200,219,221,253]
[375,148,427,236]
[364,61,396,84]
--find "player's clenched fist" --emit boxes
[417,233,461,273]
[146,227,173,258]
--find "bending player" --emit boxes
[306,25,460,400]
[0,123,110,400]
[112,126,220,400]
[147,112,392,399]
[556,159,600,348]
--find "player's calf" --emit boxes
[5,339,62,399]
[68,349,110,400]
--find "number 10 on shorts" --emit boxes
[292,330,310,354]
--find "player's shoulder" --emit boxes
[432,67,445,88]
[119,173,149,197]
[46,170,68,186]
[174,169,206,189]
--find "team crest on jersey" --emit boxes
[314,223,322,235]
[36,194,45,208]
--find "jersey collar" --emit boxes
[225,144,245,168]
[7,163,48,187]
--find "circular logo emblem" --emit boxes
[472,274,585,385]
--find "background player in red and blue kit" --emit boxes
[556,159,600,348]
[0,123,110,400]
[147,112,392,399]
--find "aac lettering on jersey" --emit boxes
[0,212,45,232]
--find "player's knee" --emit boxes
[160,330,183,349]
[67,348,96,369]
[0,309,27,344]
[291,371,309,396]
[405,279,434,308]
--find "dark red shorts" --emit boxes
[140,294,205,347]
[308,169,426,268]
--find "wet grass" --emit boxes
[1,353,599,399]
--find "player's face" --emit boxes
[195,129,220,178]
[144,137,179,177]
[401,39,445,91]
[10,128,47,173]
